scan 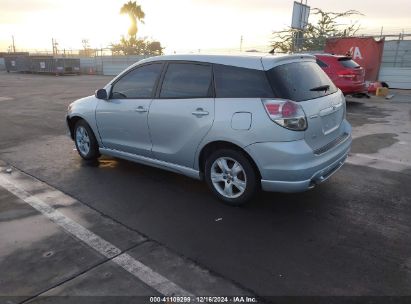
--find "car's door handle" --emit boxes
[135,106,148,113]
[192,108,209,117]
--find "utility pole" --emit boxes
[298,0,308,52]
[240,35,243,52]
[52,38,58,56]
[12,35,16,53]
[292,0,308,52]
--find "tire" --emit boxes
[205,149,258,206]
[73,120,100,161]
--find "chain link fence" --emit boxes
[1,34,410,77]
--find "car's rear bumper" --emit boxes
[338,82,366,95]
[245,121,352,193]
[259,149,349,192]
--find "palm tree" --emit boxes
[120,1,145,38]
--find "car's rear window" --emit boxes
[316,58,328,68]
[338,57,360,68]
[266,61,338,102]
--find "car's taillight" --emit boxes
[262,99,307,131]
[337,70,356,79]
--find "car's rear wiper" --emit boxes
[310,85,330,92]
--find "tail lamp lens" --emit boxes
[262,99,307,131]
[338,70,356,79]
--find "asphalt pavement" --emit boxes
[0,72,410,302]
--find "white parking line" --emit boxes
[0,170,193,297]
[0,96,13,101]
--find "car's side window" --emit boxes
[111,63,162,99]
[159,63,212,98]
[213,64,274,98]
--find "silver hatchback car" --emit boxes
[67,54,351,205]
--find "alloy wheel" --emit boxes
[210,157,247,199]
[75,126,90,156]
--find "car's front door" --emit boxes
[96,63,163,157]
[148,62,215,168]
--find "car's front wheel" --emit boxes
[205,149,258,206]
[74,120,100,161]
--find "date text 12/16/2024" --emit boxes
[150,296,258,303]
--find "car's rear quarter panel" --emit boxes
[194,98,305,170]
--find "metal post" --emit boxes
[52,38,59,56]
[12,35,16,53]
[101,48,104,75]
[295,0,308,52]
[291,32,296,53]
[294,0,303,53]
[393,34,401,68]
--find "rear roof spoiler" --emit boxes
[337,57,352,61]
[261,53,315,71]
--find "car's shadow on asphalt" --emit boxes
[76,155,326,217]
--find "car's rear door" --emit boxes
[148,61,214,167]
[95,63,163,157]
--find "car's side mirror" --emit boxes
[95,89,108,100]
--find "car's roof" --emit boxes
[135,53,316,71]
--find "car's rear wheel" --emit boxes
[74,120,100,161]
[205,149,258,206]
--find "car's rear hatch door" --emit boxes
[300,92,345,151]
[266,59,345,151]
[338,57,365,83]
